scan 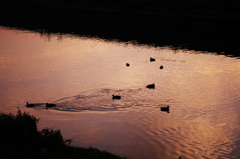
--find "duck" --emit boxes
[146,83,155,89]
[160,65,164,69]
[126,63,130,67]
[46,103,56,109]
[112,94,121,100]
[150,57,155,62]
[160,106,170,113]
[26,102,35,108]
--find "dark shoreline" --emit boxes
[0,109,129,159]
[1,1,240,57]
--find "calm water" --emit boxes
[1,26,240,159]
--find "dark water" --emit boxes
[1,26,240,159]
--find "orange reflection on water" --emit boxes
[1,27,240,159]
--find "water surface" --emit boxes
[1,26,240,159]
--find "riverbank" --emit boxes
[0,109,129,159]
[0,1,240,56]
[1,1,239,29]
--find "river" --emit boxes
[0,26,240,159]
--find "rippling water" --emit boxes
[1,26,240,159]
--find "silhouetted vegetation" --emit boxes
[67,0,240,13]
[0,108,129,159]
[2,0,240,13]
[0,0,240,56]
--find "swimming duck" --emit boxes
[150,57,155,62]
[160,65,164,69]
[46,103,56,109]
[126,63,130,67]
[146,83,155,89]
[160,106,170,113]
[26,102,35,108]
[112,95,121,100]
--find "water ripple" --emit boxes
[29,88,172,112]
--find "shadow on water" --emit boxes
[0,3,239,57]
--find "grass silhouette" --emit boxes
[0,108,129,159]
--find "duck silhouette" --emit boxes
[126,63,130,67]
[150,57,155,62]
[46,103,56,109]
[160,65,164,69]
[112,95,121,100]
[146,83,155,89]
[160,106,170,113]
[26,102,35,108]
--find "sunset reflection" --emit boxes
[1,27,240,159]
